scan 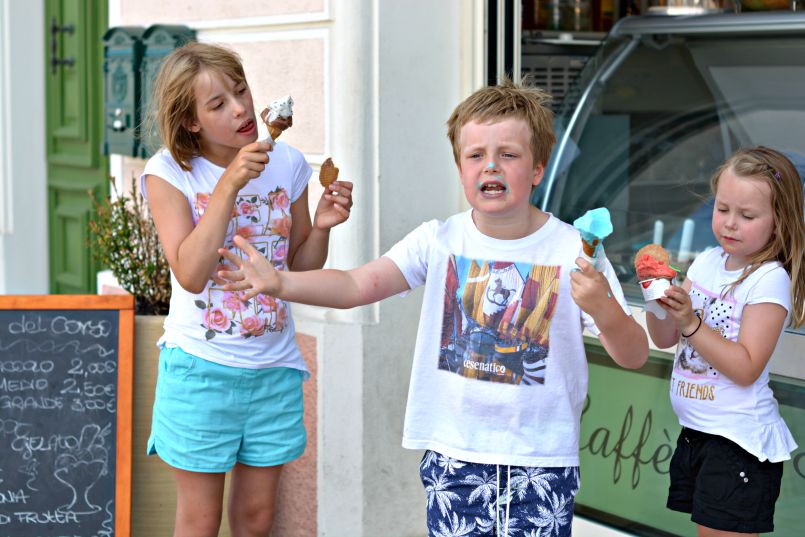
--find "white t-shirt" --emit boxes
[670,246,797,462]
[141,144,311,373]
[383,210,631,467]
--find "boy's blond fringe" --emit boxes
[446,76,556,167]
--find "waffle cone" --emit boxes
[268,124,283,141]
[581,238,599,257]
[319,157,339,188]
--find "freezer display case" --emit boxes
[540,12,805,302]
[533,12,805,536]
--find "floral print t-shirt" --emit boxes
[141,143,311,373]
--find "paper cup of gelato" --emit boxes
[638,277,671,302]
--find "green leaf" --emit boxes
[195,300,207,309]
[205,329,216,340]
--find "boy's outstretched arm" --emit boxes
[218,234,410,308]
[571,258,649,369]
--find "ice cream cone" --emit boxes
[319,157,339,188]
[268,124,283,140]
[581,238,599,257]
[262,95,294,145]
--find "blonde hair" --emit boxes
[145,42,247,171]
[446,78,556,168]
[711,146,805,327]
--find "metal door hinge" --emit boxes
[51,16,75,75]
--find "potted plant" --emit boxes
[89,176,171,315]
[90,177,179,535]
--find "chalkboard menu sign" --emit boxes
[0,295,133,537]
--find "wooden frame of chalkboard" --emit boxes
[0,294,133,537]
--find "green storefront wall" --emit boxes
[578,337,804,537]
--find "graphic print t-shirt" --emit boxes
[670,246,796,462]
[384,211,631,467]
[141,144,311,372]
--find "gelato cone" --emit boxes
[262,95,294,145]
[319,158,340,188]
[573,207,613,270]
[268,124,284,140]
[581,238,599,257]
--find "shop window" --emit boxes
[537,29,805,333]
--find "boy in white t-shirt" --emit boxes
[217,79,649,536]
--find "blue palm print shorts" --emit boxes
[420,450,579,537]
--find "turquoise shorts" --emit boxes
[147,346,306,472]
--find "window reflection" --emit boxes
[539,33,805,336]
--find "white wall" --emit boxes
[0,0,48,294]
[108,1,466,535]
[305,1,463,536]
[367,1,463,534]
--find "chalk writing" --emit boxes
[0,309,119,537]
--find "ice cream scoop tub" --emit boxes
[638,277,671,301]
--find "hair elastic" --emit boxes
[682,316,703,338]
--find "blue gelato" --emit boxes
[573,207,613,243]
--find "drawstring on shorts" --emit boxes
[495,464,512,537]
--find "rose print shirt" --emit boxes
[141,143,312,373]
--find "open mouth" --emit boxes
[478,179,508,195]
[237,119,256,134]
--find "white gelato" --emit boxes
[267,95,294,122]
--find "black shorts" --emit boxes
[667,427,783,534]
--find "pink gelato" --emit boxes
[634,244,677,281]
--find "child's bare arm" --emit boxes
[571,258,648,369]
[146,175,235,293]
[218,235,409,307]
[286,181,354,271]
[659,286,786,386]
[597,314,649,369]
[146,141,272,293]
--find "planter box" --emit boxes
[130,315,317,537]
[131,315,238,535]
